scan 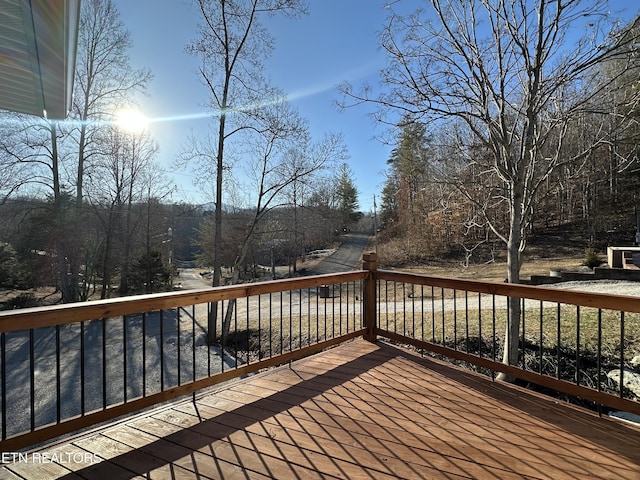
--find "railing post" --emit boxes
[362,252,378,342]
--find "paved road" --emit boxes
[304,231,373,275]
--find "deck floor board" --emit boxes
[3,339,640,479]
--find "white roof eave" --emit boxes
[0,0,80,119]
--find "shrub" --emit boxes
[1,293,35,311]
[584,248,603,270]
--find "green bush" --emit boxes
[1,293,35,311]
[0,242,31,288]
[126,249,171,293]
[583,248,603,270]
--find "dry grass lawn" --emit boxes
[394,256,589,282]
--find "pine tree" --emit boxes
[335,164,361,229]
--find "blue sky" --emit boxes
[115,0,398,212]
[113,1,639,213]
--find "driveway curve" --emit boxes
[303,232,373,275]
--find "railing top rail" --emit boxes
[0,270,367,333]
[376,270,640,313]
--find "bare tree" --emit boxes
[46,0,153,302]
[0,114,53,202]
[185,0,307,342]
[86,126,157,298]
[72,0,152,207]
[343,0,640,373]
[219,97,343,342]
[0,1,152,302]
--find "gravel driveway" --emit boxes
[551,279,640,297]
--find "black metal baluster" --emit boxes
[386,281,391,332]
[345,282,349,334]
[453,290,457,350]
[465,291,469,353]
[307,287,311,346]
[506,297,512,366]
[420,285,425,344]
[402,282,408,336]
[289,289,293,352]
[539,301,543,376]
[238,296,242,368]
[82,321,87,414]
[521,298,526,369]
[478,293,482,358]
[339,283,343,336]
[492,295,496,366]
[331,283,336,338]
[245,294,251,365]
[100,319,107,409]
[257,295,262,360]
[1,332,6,440]
[192,306,196,384]
[323,287,327,341]
[597,309,602,394]
[576,306,581,386]
[431,286,435,343]
[56,325,60,423]
[207,304,212,377]
[411,283,416,339]
[123,314,127,402]
[441,288,445,345]
[177,308,181,386]
[394,282,398,335]
[235,298,239,367]
[160,310,164,392]
[142,312,147,397]
[556,303,561,380]
[376,279,380,331]
[29,328,34,432]
[221,301,226,372]
[264,293,273,357]
[401,282,406,336]
[620,311,625,398]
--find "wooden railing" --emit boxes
[2,252,640,451]
[368,254,640,418]
[0,272,366,451]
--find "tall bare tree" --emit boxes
[0,114,53,202]
[186,0,307,342]
[343,0,640,372]
[73,0,152,207]
[218,96,343,342]
[86,126,157,298]
[51,0,153,302]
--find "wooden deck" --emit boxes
[3,339,640,480]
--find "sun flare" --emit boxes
[115,108,148,132]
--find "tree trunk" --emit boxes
[497,181,523,382]
[101,219,113,299]
[120,199,133,295]
[221,266,241,345]
[208,110,227,345]
[50,122,61,199]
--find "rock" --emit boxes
[607,368,640,399]
[630,355,640,369]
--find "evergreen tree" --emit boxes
[335,164,361,229]
[126,250,170,294]
[382,118,431,233]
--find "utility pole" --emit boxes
[373,195,378,254]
